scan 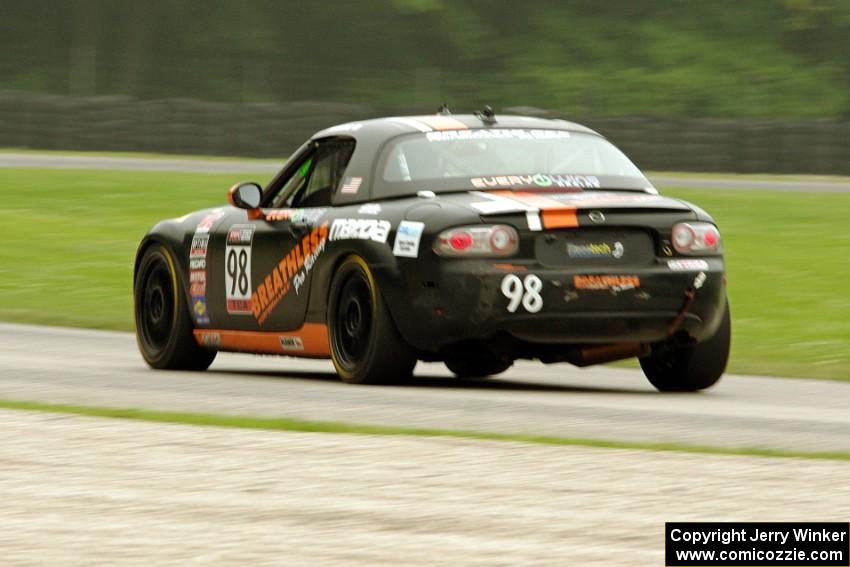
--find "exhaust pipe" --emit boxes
[565,342,649,367]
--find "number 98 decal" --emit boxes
[225,225,255,315]
[500,274,543,313]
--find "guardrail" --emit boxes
[2,91,849,174]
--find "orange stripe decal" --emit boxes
[541,209,579,229]
[194,323,330,358]
[489,190,579,229]
[414,115,469,131]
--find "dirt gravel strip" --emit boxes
[0,409,848,566]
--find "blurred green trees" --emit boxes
[1,0,848,117]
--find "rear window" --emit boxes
[376,129,647,196]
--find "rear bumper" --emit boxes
[383,257,726,353]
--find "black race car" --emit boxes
[134,111,730,391]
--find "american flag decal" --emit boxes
[340,177,362,194]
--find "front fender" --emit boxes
[134,220,188,288]
[133,210,213,309]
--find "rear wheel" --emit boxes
[328,255,416,384]
[445,356,512,378]
[134,245,216,370]
[640,301,731,392]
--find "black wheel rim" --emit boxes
[138,255,175,355]
[332,271,373,369]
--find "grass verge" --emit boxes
[0,167,848,379]
[2,398,849,462]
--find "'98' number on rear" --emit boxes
[501,274,543,313]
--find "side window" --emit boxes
[269,139,355,209]
[269,158,313,208]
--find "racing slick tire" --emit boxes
[444,356,513,378]
[328,255,417,384]
[639,301,731,392]
[134,245,217,371]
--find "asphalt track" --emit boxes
[2,323,849,453]
[2,152,850,192]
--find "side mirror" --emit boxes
[228,182,262,210]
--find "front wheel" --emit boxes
[134,245,216,371]
[640,301,731,392]
[327,255,416,384]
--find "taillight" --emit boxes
[672,222,722,255]
[434,225,519,257]
[449,232,474,251]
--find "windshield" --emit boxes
[376,129,649,197]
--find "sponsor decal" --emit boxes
[357,203,382,215]
[470,174,600,190]
[192,297,209,324]
[279,336,305,352]
[340,177,362,194]
[190,234,210,258]
[188,210,224,325]
[574,275,640,291]
[265,208,326,224]
[329,218,391,243]
[426,129,570,142]
[251,221,329,326]
[225,224,255,315]
[392,221,425,258]
[200,332,221,348]
[190,266,206,295]
[668,259,710,271]
[227,225,254,245]
[567,241,624,259]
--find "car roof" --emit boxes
[312,114,601,143]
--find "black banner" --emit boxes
[666,522,849,566]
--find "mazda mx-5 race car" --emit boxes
[134,111,730,391]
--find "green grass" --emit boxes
[0,168,271,330]
[2,398,849,462]
[665,188,850,380]
[0,167,848,379]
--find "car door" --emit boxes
[209,138,355,332]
